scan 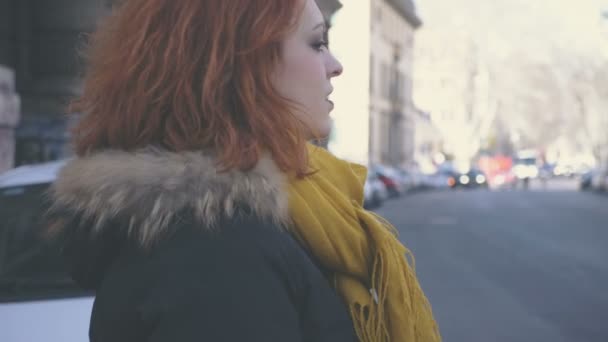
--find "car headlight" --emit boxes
[460,175,470,184]
[476,175,486,184]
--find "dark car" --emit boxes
[450,168,488,189]
[579,169,596,190]
[591,167,608,192]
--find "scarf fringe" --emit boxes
[357,208,442,341]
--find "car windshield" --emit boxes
[0,184,83,302]
[515,157,536,166]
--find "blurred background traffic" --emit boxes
[0,0,607,342]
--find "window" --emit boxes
[15,118,70,167]
[389,67,399,103]
[404,73,412,103]
[381,112,390,160]
[394,71,403,103]
[381,63,389,99]
[0,183,85,302]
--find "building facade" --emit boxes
[0,0,110,172]
[0,66,19,172]
[369,0,421,167]
[328,0,422,167]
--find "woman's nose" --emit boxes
[328,53,343,78]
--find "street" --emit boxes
[376,180,608,342]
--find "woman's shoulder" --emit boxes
[92,213,354,342]
[148,212,300,264]
[141,212,314,285]
[47,148,294,288]
[106,214,313,313]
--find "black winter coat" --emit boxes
[50,148,356,342]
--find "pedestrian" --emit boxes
[47,0,441,341]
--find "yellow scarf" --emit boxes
[288,144,441,342]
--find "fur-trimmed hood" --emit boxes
[49,147,289,247]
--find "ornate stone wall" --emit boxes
[0,66,20,173]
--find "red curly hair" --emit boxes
[71,0,310,175]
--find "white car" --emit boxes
[428,172,452,189]
[0,161,94,342]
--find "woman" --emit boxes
[48,0,441,341]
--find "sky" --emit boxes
[412,0,608,161]
[416,0,608,63]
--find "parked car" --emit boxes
[395,169,415,192]
[398,167,425,191]
[386,166,412,193]
[364,170,388,209]
[590,167,608,192]
[579,169,596,190]
[371,165,404,198]
[416,173,435,189]
[428,171,452,189]
[0,161,94,342]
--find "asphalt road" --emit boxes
[376,179,608,342]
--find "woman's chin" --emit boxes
[303,116,333,141]
[315,123,333,140]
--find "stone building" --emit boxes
[327,0,422,166]
[0,66,19,172]
[0,0,109,171]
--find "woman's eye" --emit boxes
[312,40,328,52]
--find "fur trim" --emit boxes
[50,147,289,246]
